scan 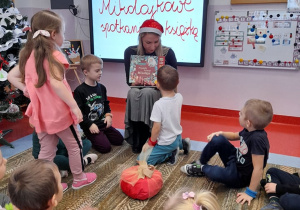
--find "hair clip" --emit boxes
[182,191,195,200]
[193,203,202,210]
[32,30,50,39]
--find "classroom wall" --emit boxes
[14,0,300,117]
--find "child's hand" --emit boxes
[104,116,112,128]
[71,107,83,123]
[207,131,223,141]
[264,183,277,193]
[89,123,99,134]
[236,192,253,205]
[23,86,30,98]
[29,122,35,128]
[142,143,152,152]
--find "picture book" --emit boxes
[129,55,165,86]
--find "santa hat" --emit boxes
[139,19,164,36]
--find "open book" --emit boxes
[129,55,165,87]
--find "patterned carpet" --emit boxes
[2,142,299,210]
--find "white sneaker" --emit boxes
[60,170,69,178]
[83,153,98,165]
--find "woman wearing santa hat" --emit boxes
[124,19,177,153]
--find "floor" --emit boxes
[1,101,300,167]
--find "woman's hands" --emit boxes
[132,76,155,86]
[132,76,144,86]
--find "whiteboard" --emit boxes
[213,10,300,70]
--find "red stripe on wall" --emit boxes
[108,97,300,126]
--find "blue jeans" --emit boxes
[138,134,182,165]
[200,135,245,188]
[266,168,300,210]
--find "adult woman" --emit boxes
[124,19,177,153]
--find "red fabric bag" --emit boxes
[120,161,163,200]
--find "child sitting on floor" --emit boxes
[164,189,220,210]
[260,167,300,210]
[181,99,273,205]
[8,159,97,210]
[74,54,124,154]
[140,65,190,165]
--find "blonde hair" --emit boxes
[19,10,65,88]
[8,159,59,210]
[243,99,273,130]
[164,190,220,210]
[80,54,103,71]
[137,32,163,56]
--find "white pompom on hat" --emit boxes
[139,19,164,36]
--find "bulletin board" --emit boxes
[213,10,300,70]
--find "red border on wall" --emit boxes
[108,97,300,126]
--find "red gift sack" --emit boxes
[120,161,163,200]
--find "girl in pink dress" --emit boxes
[8,10,96,190]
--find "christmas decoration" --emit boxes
[0,0,30,122]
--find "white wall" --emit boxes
[14,0,50,9]
[14,0,300,117]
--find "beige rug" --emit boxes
[2,142,299,210]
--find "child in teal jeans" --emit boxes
[140,65,190,165]
[32,130,98,178]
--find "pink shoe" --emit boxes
[61,183,68,192]
[72,172,97,190]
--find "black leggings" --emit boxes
[266,168,300,210]
[131,121,151,151]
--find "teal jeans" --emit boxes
[138,134,182,165]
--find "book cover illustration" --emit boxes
[129,55,165,86]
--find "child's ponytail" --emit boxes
[33,32,60,88]
[19,30,33,83]
[19,10,65,88]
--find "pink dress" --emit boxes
[25,50,75,134]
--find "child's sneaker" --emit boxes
[260,200,283,210]
[60,170,69,178]
[83,153,98,166]
[61,183,68,192]
[182,138,191,155]
[167,148,179,165]
[72,172,97,190]
[180,162,205,177]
